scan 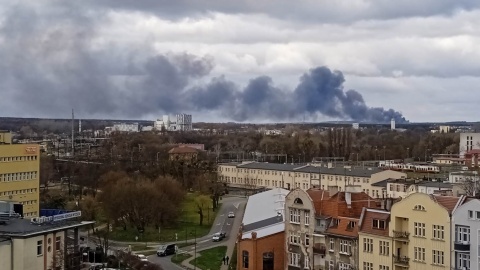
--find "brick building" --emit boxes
[237,188,289,270]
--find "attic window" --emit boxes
[413,205,426,211]
[330,218,340,227]
[294,198,303,205]
[372,219,386,229]
[347,221,356,229]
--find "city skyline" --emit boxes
[0,1,479,122]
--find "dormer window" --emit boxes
[294,198,303,205]
[330,218,340,227]
[372,219,386,229]
[413,205,426,211]
[347,221,357,229]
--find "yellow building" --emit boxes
[0,131,40,217]
[359,208,393,270]
[389,193,462,270]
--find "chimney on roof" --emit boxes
[345,192,352,209]
[251,232,257,240]
[327,162,333,168]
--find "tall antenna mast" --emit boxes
[71,109,75,157]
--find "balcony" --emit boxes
[393,255,409,267]
[313,243,326,255]
[393,230,410,241]
[454,241,470,252]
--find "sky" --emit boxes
[0,1,479,123]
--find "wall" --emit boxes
[0,144,40,217]
[237,232,285,270]
[460,133,480,158]
[358,233,392,270]
[452,199,480,270]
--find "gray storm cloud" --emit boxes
[0,2,407,123]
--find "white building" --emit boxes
[0,204,94,270]
[155,114,192,131]
[112,123,139,132]
[449,171,479,183]
[460,133,480,158]
[352,123,359,130]
[451,196,480,270]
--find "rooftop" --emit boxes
[168,145,200,154]
[241,188,288,238]
[358,208,390,237]
[430,194,463,214]
[0,218,94,237]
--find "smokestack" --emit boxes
[71,109,74,157]
[391,118,395,130]
[79,119,82,133]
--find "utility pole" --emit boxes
[71,109,75,157]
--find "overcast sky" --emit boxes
[0,1,479,123]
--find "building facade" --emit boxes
[112,123,139,132]
[0,131,40,217]
[219,162,406,197]
[451,198,480,270]
[460,133,480,158]
[358,208,392,270]
[155,114,192,131]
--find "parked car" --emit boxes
[137,254,148,262]
[228,211,235,218]
[157,244,177,257]
[212,232,226,242]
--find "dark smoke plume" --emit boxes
[0,3,407,123]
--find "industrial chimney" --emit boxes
[391,118,395,130]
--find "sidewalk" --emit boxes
[221,202,244,270]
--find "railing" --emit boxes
[393,230,410,240]
[393,255,409,266]
[313,243,326,255]
[454,241,470,252]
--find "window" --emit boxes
[432,250,444,265]
[379,241,389,256]
[379,266,389,270]
[329,238,335,251]
[340,240,351,255]
[290,232,300,244]
[468,210,473,219]
[432,225,444,240]
[413,204,425,211]
[363,238,373,253]
[288,252,300,267]
[242,251,249,268]
[305,234,310,246]
[290,208,300,224]
[328,261,334,270]
[305,211,310,226]
[372,219,386,229]
[456,226,470,243]
[363,262,373,270]
[476,211,480,220]
[55,236,61,251]
[457,253,470,269]
[339,263,350,270]
[304,256,310,269]
[413,222,425,237]
[37,240,43,256]
[414,247,425,262]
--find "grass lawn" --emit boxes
[171,252,193,265]
[192,246,227,270]
[108,193,221,242]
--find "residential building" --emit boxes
[0,131,40,217]
[372,178,455,198]
[168,145,200,161]
[0,204,94,270]
[219,162,406,197]
[448,171,478,184]
[451,197,480,270]
[112,123,139,132]
[465,149,480,167]
[237,188,289,270]
[439,125,451,133]
[358,208,392,270]
[154,114,193,131]
[284,186,382,270]
[460,133,480,158]
[389,193,463,270]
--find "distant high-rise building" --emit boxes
[460,133,480,158]
[391,118,395,130]
[155,114,192,131]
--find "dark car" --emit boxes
[212,232,226,242]
[157,244,177,257]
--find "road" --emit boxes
[148,195,247,269]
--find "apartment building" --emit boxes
[372,178,456,198]
[284,186,382,270]
[0,131,40,217]
[358,208,393,270]
[451,197,480,270]
[460,133,480,158]
[219,162,406,197]
[389,193,463,270]
[237,188,288,270]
